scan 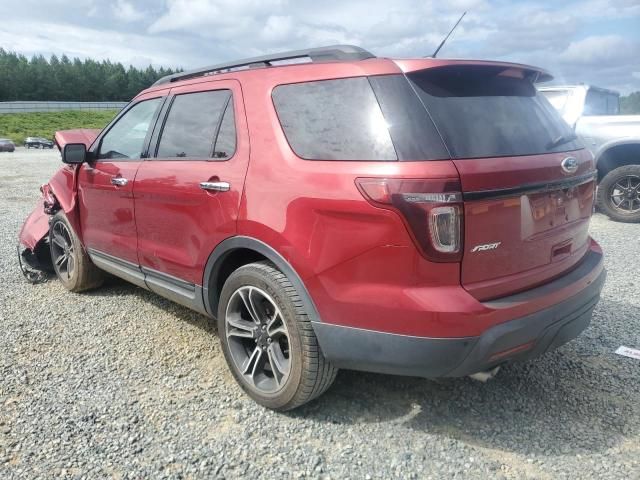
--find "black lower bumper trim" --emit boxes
[313,253,605,378]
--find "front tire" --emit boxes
[49,212,104,292]
[218,261,337,410]
[596,165,640,223]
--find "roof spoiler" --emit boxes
[395,58,554,83]
[152,45,376,86]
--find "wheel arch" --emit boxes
[595,139,640,181]
[202,236,323,324]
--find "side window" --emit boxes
[157,90,232,159]
[272,77,397,161]
[98,98,162,160]
[213,101,236,159]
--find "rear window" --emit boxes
[408,65,582,159]
[539,89,570,114]
[272,67,581,162]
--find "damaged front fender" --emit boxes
[19,128,93,283]
[19,197,51,251]
[19,164,80,247]
[18,197,54,283]
[18,162,82,280]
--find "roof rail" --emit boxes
[152,45,375,86]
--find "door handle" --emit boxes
[111,177,128,186]
[200,181,230,192]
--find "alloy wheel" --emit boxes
[609,175,640,213]
[50,221,75,280]
[225,286,291,394]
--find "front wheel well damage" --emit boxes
[18,183,60,284]
[18,238,53,283]
[597,143,640,181]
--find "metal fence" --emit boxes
[0,101,127,114]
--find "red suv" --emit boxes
[19,45,606,410]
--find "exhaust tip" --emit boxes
[468,366,501,383]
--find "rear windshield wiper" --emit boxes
[546,133,577,150]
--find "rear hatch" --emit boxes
[406,64,595,300]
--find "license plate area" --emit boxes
[524,186,579,237]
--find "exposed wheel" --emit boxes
[49,212,104,292]
[597,165,640,223]
[218,261,337,410]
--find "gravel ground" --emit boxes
[1,148,639,479]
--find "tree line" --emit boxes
[620,92,640,114]
[0,49,179,102]
[0,49,639,112]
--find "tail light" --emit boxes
[356,178,463,262]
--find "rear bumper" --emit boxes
[313,249,605,378]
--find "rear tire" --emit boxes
[49,212,104,292]
[217,261,337,410]
[596,165,640,223]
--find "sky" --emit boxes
[0,0,639,93]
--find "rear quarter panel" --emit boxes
[237,64,463,331]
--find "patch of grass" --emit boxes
[0,110,119,144]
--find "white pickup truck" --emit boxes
[538,85,640,223]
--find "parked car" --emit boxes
[25,137,54,149]
[19,45,606,410]
[24,137,40,148]
[0,138,15,152]
[38,137,55,149]
[538,85,640,222]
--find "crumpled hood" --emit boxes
[54,129,101,150]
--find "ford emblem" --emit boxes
[561,157,578,175]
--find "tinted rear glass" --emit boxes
[369,75,449,160]
[272,77,397,161]
[408,66,582,159]
[539,90,569,113]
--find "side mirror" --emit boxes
[62,143,87,164]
